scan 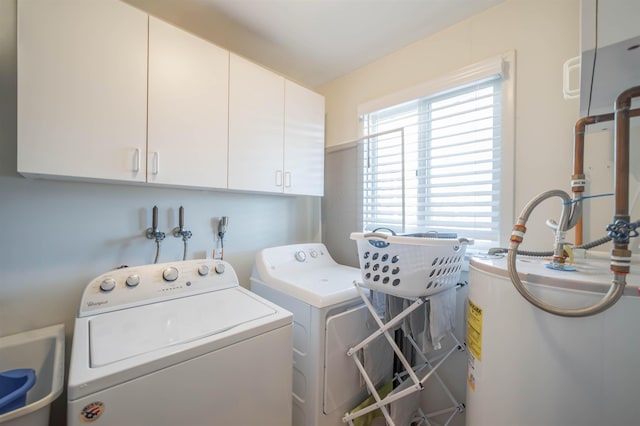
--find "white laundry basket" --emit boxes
[350,232,472,299]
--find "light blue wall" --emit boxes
[0,2,320,423]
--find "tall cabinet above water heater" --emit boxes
[579,0,640,116]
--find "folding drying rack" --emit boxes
[343,232,471,426]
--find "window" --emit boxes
[357,55,514,252]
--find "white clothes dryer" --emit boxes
[250,243,392,426]
[67,259,292,426]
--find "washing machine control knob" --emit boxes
[214,263,225,274]
[162,266,179,282]
[295,251,307,262]
[100,278,116,292]
[309,249,318,258]
[125,274,140,287]
[198,264,210,276]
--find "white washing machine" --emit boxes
[67,259,293,426]
[250,243,392,426]
[466,253,640,426]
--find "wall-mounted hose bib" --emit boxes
[216,217,229,260]
[145,205,166,264]
[172,206,192,261]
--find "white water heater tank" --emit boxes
[465,254,640,426]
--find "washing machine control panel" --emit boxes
[78,260,238,317]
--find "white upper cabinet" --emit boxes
[585,0,640,48]
[228,54,286,193]
[18,1,324,195]
[228,54,326,195]
[284,81,325,196]
[148,17,229,189]
[580,0,640,115]
[17,0,148,182]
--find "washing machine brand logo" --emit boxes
[87,300,108,307]
[80,401,105,422]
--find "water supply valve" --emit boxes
[145,205,166,242]
[145,205,166,264]
[606,219,639,244]
[172,206,192,241]
[172,206,192,261]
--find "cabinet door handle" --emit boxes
[152,152,160,175]
[284,171,291,188]
[132,148,141,173]
[275,170,283,187]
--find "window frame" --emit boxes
[356,52,515,252]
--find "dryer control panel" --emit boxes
[259,243,332,270]
[252,243,362,308]
[78,260,237,317]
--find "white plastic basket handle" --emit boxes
[363,232,392,240]
[362,232,394,248]
[364,233,473,243]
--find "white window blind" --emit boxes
[359,76,503,251]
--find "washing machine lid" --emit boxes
[89,287,276,367]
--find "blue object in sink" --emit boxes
[0,369,36,415]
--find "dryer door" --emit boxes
[323,304,393,414]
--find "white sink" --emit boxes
[0,324,64,426]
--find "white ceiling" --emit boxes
[123,0,506,88]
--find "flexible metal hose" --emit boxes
[508,250,626,317]
[508,190,627,317]
[154,240,161,264]
[578,235,612,250]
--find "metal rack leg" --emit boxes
[344,282,465,426]
[345,352,395,425]
[405,335,456,407]
[405,332,465,426]
[349,282,424,386]
[343,283,428,425]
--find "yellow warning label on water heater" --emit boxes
[467,299,483,361]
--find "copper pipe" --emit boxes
[573,113,614,176]
[507,91,640,316]
[572,113,613,245]
[572,108,640,245]
[614,87,640,223]
[575,219,584,246]
[609,86,640,278]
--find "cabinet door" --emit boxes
[595,0,640,48]
[17,0,147,182]
[148,17,229,188]
[580,0,640,115]
[228,54,285,193]
[284,81,325,196]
